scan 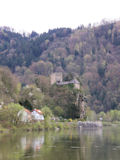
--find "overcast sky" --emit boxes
[0,0,120,34]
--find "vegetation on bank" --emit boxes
[1,101,120,132]
[0,67,85,120]
[0,103,77,132]
[86,108,120,126]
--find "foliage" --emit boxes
[0,67,20,105]
[19,85,44,110]
[53,106,64,117]
[35,75,50,93]
[30,60,53,76]
[1,21,120,114]
[98,110,120,122]
[32,121,44,131]
[86,107,97,121]
[41,106,53,129]
[0,103,24,127]
[49,85,80,119]
[97,111,106,120]
[41,106,53,118]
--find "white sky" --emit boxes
[0,0,120,34]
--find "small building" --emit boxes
[31,109,44,121]
[18,109,32,122]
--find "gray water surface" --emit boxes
[0,127,120,160]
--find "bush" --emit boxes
[41,106,53,118]
[68,118,72,122]
[56,122,64,129]
[41,106,53,129]
[105,110,120,122]
[54,106,64,117]
[0,103,24,127]
[86,107,97,121]
[97,111,106,120]
[97,110,120,122]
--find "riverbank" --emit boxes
[102,121,120,126]
[0,124,9,134]
[0,121,78,133]
[1,120,120,134]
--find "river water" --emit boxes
[0,126,120,160]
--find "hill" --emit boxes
[0,21,120,113]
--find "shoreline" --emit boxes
[0,121,77,133]
[1,121,120,134]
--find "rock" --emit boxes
[77,121,102,128]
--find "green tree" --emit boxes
[41,106,53,129]
[86,107,97,121]
[0,103,24,126]
[19,85,44,110]
[50,85,80,119]
[54,106,64,117]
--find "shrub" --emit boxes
[68,118,72,122]
[104,110,120,122]
[0,103,24,127]
[41,106,53,129]
[86,107,97,121]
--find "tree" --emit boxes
[50,85,80,119]
[35,75,50,93]
[0,67,20,104]
[0,103,24,126]
[41,106,53,129]
[30,31,38,38]
[41,106,53,119]
[63,73,74,81]
[54,106,64,117]
[30,61,53,76]
[19,85,44,110]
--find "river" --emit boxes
[0,126,120,160]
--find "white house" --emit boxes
[31,109,44,121]
[18,109,32,122]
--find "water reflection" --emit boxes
[0,132,45,160]
[0,127,120,160]
[21,135,44,152]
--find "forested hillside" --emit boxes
[0,21,120,113]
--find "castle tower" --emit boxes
[50,72,63,85]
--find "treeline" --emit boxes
[0,27,71,71]
[1,21,120,113]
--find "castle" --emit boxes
[50,72,63,85]
[50,72,80,89]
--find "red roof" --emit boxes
[33,109,43,115]
[24,109,31,114]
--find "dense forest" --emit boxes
[1,21,120,115]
